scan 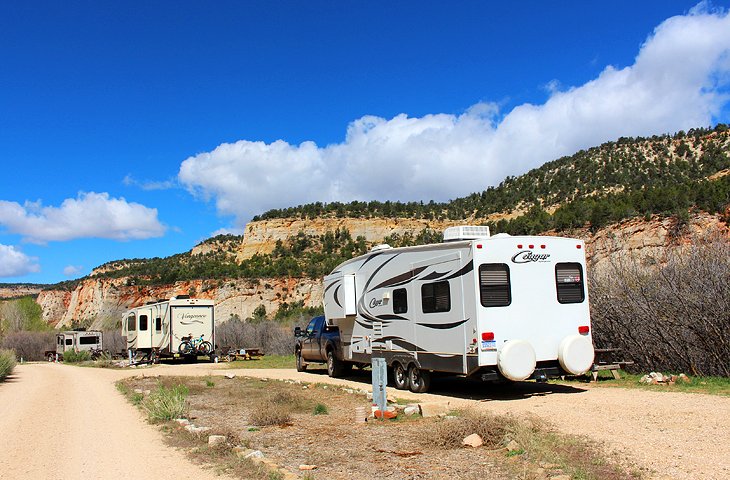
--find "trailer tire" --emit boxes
[408,365,431,393]
[326,350,344,378]
[392,362,409,390]
[296,349,307,372]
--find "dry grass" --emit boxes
[420,409,516,449]
[142,384,189,422]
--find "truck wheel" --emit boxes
[296,349,307,372]
[408,365,431,393]
[393,362,409,390]
[326,350,343,378]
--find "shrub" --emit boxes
[0,349,16,381]
[248,406,291,426]
[590,231,730,376]
[63,350,92,363]
[143,384,189,422]
[0,331,55,361]
[313,403,328,415]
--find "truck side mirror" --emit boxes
[294,327,302,337]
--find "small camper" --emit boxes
[46,330,103,361]
[122,296,215,361]
[323,226,595,392]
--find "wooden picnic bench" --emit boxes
[591,348,634,381]
[221,346,264,362]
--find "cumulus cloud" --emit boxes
[0,244,40,277]
[179,6,730,224]
[63,265,84,277]
[0,192,166,243]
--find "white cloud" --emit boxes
[123,174,176,191]
[209,227,245,237]
[0,244,40,277]
[179,6,730,224]
[0,192,166,243]
[62,265,84,277]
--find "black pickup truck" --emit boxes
[294,315,351,377]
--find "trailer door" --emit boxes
[136,308,153,349]
[412,254,468,374]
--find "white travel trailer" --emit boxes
[45,330,103,361]
[122,296,215,360]
[323,226,595,392]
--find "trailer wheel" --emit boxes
[295,349,307,372]
[392,362,409,390]
[408,365,431,393]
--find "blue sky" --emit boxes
[1,1,729,284]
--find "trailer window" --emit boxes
[79,336,98,345]
[139,315,148,331]
[555,263,585,304]
[393,288,408,314]
[57,336,62,345]
[127,314,136,332]
[155,317,162,332]
[421,281,451,313]
[65,338,72,346]
[479,264,511,307]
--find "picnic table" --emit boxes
[591,348,634,381]
[221,346,264,362]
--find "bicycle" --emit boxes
[178,334,213,355]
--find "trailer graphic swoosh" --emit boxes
[180,320,204,325]
[416,319,469,330]
[370,265,427,291]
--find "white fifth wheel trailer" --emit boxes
[323,226,595,392]
[122,296,215,361]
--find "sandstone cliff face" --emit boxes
[237,217,461,261]
[37,276,323,329]
[36,213,728,328]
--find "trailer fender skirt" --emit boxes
[497,340,536,381]
[558,335,595,375]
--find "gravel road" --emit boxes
[0,363,235,480]
[1,363,728,480]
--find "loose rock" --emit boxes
[462,433,483,448]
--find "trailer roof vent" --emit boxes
[371,244,392,252]
[443,225,491,242]
[173,294,190,300]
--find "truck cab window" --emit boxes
[555,263,585,303]
[393,288,408,314]
[421,281,451,313]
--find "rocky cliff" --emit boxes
[36,212,728,328]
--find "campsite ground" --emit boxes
[1,362,728,479]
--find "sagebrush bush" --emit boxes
[143,385,189,422]
[0,349,16,381]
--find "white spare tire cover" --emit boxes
[558,335,595,375]
[497,340,536,381]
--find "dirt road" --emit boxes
[2,363,728,480]
[0,363,235,480]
